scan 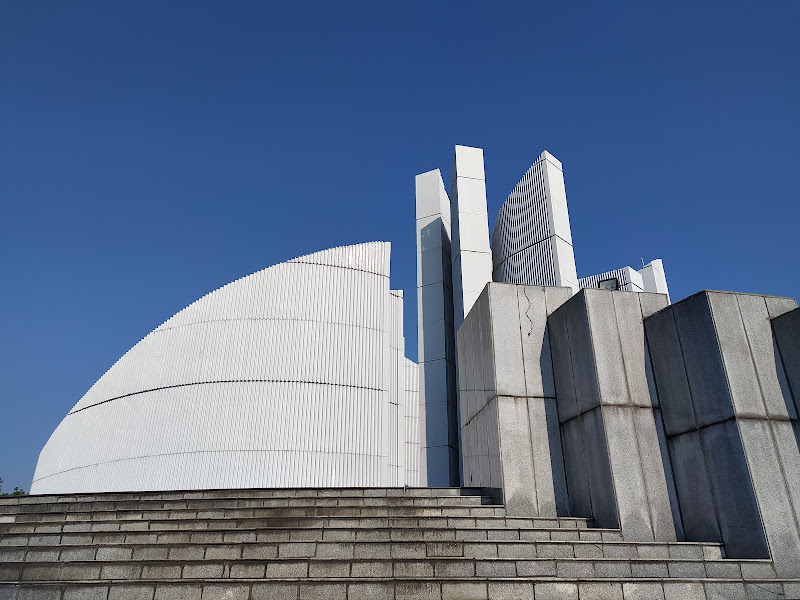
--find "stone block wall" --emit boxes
[457,283,800,575]
[548,289,677,542]
[645,291,800,575]
[457,284,571,517]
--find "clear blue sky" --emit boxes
[1,2,798,491]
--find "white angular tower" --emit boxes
[450,145,494,331]
[415,169,459,486]
[491,151,579,291]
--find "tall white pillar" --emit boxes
[416,169,459,486]
[450,145,493,331]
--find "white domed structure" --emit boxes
[31,242,422,493]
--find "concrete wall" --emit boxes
[772,307,800,414]
[457,282,800,574]
[457,283,571,516]
[646,291,800,575]
[549,289,678,542]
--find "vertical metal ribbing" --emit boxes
[491,151,578,291]
[31,241,417,494]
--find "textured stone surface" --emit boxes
[6,444,800,597]
[647,290,800,575]
[773,307,800,415]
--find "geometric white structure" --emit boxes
[579,259,670,302]
[31,242,421,494]
[638,258,670,302]
[418,146,672,487]
[415,169,459,486]
[492,151,579,291]
[450,145,493,331]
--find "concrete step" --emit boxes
[0,538,726,563]
[1,576,798,600]
[0,487,485,506]
[0,556,781,582]
[0,488,790,600]
[0,514,593,535]
[0,495,495,516]
[0,526,621,545]
[0,505,510,525]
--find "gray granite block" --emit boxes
[515,560,556,577]
[394,581,441,600]
[62,587,110,600]
[98,563,140,581]
[672,292,733,428]
[182,562,224,579]
[441,582,487,600]
[534,582,578,600]
[517,286,553,398]
[17,586,61,600]
[737,295,792,418]
[250,581,300,600]
[489,285,526,397]
[154,585,202,600]
[349,561,391,578]
[578,582,623,600]
[347,582,393,600]
[667,430,721,544]
[556,559,594,577]
[704,582,747,600]
[580,408,618,530]
[602,406,656,541]
[108,585,154,600]
[496,396,538,516]
[773,307,800,412]
[200,585,250,600]
[744,582,784,600]
[548,304,579,421]
[701,420,768,558]
[631,561,668,577]
[667,560,706,578]
[297,582,346,600]
[593,560,632,578]
[662,582,706,600]
[623,583,665,600]
[486,581,533,600]
[141,564,181,579]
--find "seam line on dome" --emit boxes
[69,380,386,415]
[286,259,390,277]
[155,316,389,334]
[32,448,389,483]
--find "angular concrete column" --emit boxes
[457,283,571,516]
[772,306,800,409]
[645,291,800,575]
[548,288,678,542]
[415,169,459,486]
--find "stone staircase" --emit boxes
[0,488,797,599]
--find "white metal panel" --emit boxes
[491,150,578,292]
[31,242,419,494]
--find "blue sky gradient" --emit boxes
[2,1,798,490]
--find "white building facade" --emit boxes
[31,242,422,494]
[416,146,671,486]
[491,151,579,291]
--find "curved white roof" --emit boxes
[31,242,421,493]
